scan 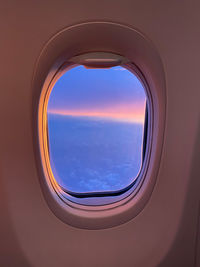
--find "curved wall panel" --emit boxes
[0,1,200,266]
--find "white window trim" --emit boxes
[33,21,166,229]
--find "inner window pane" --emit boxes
[47,65,147,194]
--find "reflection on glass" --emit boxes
[47,66,146,194]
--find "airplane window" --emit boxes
[46,65,147,198]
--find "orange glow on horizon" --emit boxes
[48,107,146,123]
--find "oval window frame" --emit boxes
[33,21,166,229]
[42,56,151,206]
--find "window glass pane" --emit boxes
[47,65,146,194]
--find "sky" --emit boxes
[47,65,146,123]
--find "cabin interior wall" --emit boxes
[0,1,200,266]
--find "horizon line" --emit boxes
[47,109,145,124]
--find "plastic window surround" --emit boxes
[41,52,151,206]
[35,21,165,229]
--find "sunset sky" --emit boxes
[47,65,146,123]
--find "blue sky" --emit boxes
[47,65,146,123]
